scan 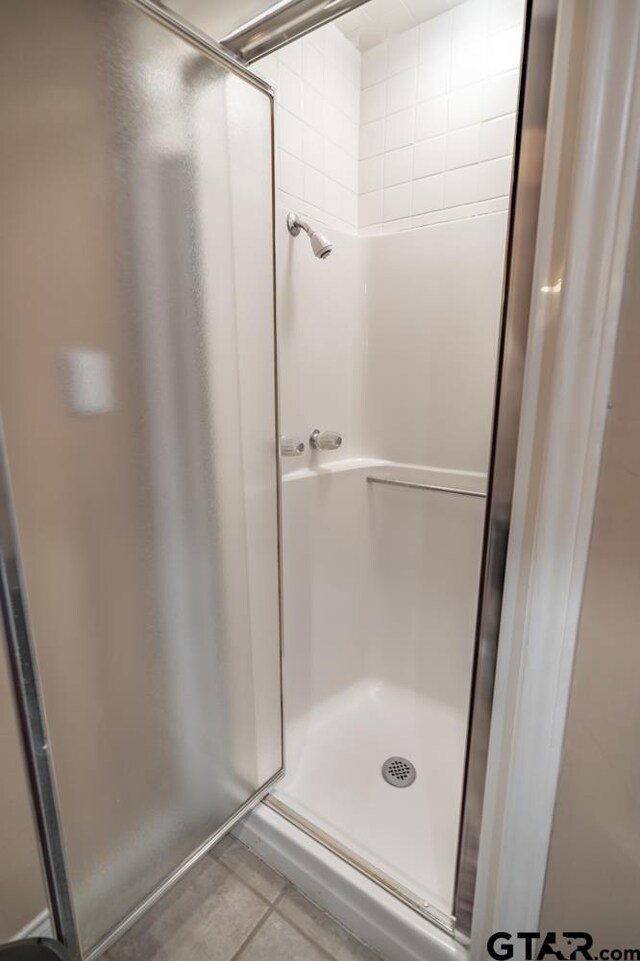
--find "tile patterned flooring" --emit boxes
[105,835,384,961]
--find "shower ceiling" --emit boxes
[336,0,467,51]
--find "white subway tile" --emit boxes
[387,68,417,114]
[476,155,512,199]
[361,82,386,124]
[252,53,278,86]
[450,39,485,89]
[413,135,445,178]
[326,143,357,192]
[486,24,523,76]
[489,0,525,34]
[479,113,516,160]
[359,190,383,227]
[453,0,489,46]
[360,118,385,158]
[302,38,324,92]
[417,56,449,101]
[360,155,384,193]
[382,217,412,233]
[482,70,519,119]
[383,183,412,222]
[325,103,357,155]
[304,164,324,207]
[419,10,453,62]
[306,23,327,54]
[385,108,415,150]
[444,164,480,206]
[343,119,360,159]
[325,178,352,221]
[278,109,303,158]
[388,28,419,77]
[302,124,324,168]
[412,174,444,214]
[446,124,480,169]
[301,82,324,131]
[278,64,302,116]
[324,67,347,111]
[278,40,302,75]
[362,43,388,88]
[279,150,304,198]
[448,84,483,129]
[383,146,413,187]
[416,95,447,140]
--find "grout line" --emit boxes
[211,838,290,910]
[273,895,383,961]
[227,904,275,961]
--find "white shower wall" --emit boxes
[270,0,515,923]
[253,0,523,237]
[254,25,362,234]
[363,211,507,470]
[275,207,506,914]
[358,0,524,232]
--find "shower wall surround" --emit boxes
[253,25,362,234]
[358,0,524,232]
[255,0,524,237]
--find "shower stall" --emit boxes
[0,0,557,959]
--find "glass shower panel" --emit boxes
[0,0,281,952]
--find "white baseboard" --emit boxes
[234,802,466,961]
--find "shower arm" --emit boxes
[286,213,312,238]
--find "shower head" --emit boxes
[287,212,333,260]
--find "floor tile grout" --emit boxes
[216,840,382,961]
[227,903,275,961]
[273,899,383,961]
[271,906,351,961]
[210,837,291,908]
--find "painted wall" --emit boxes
[358,0,524,232]
[540,187,640,941]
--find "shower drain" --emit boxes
[382,756,417,788]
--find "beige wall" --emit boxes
[541,180,640,940]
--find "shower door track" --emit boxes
[263,794,456,938]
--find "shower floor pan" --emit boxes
[272,679,467,922]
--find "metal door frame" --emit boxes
[453,0,559,939]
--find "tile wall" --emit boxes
[358,0,525,232]
[254,25,362,234]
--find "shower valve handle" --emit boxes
[310,429,342,451]
[281,435,305,456]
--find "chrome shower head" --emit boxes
[287,212,333,260]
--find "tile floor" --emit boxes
[105,834,384,961]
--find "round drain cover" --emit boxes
[382,756,416,788]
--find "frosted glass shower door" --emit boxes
[0,0,281,954]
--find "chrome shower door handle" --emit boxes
[310,429,342,451]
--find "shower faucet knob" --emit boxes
[310,429,342,451]
[281,435,305,456]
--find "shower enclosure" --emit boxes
[0,0,556,958]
